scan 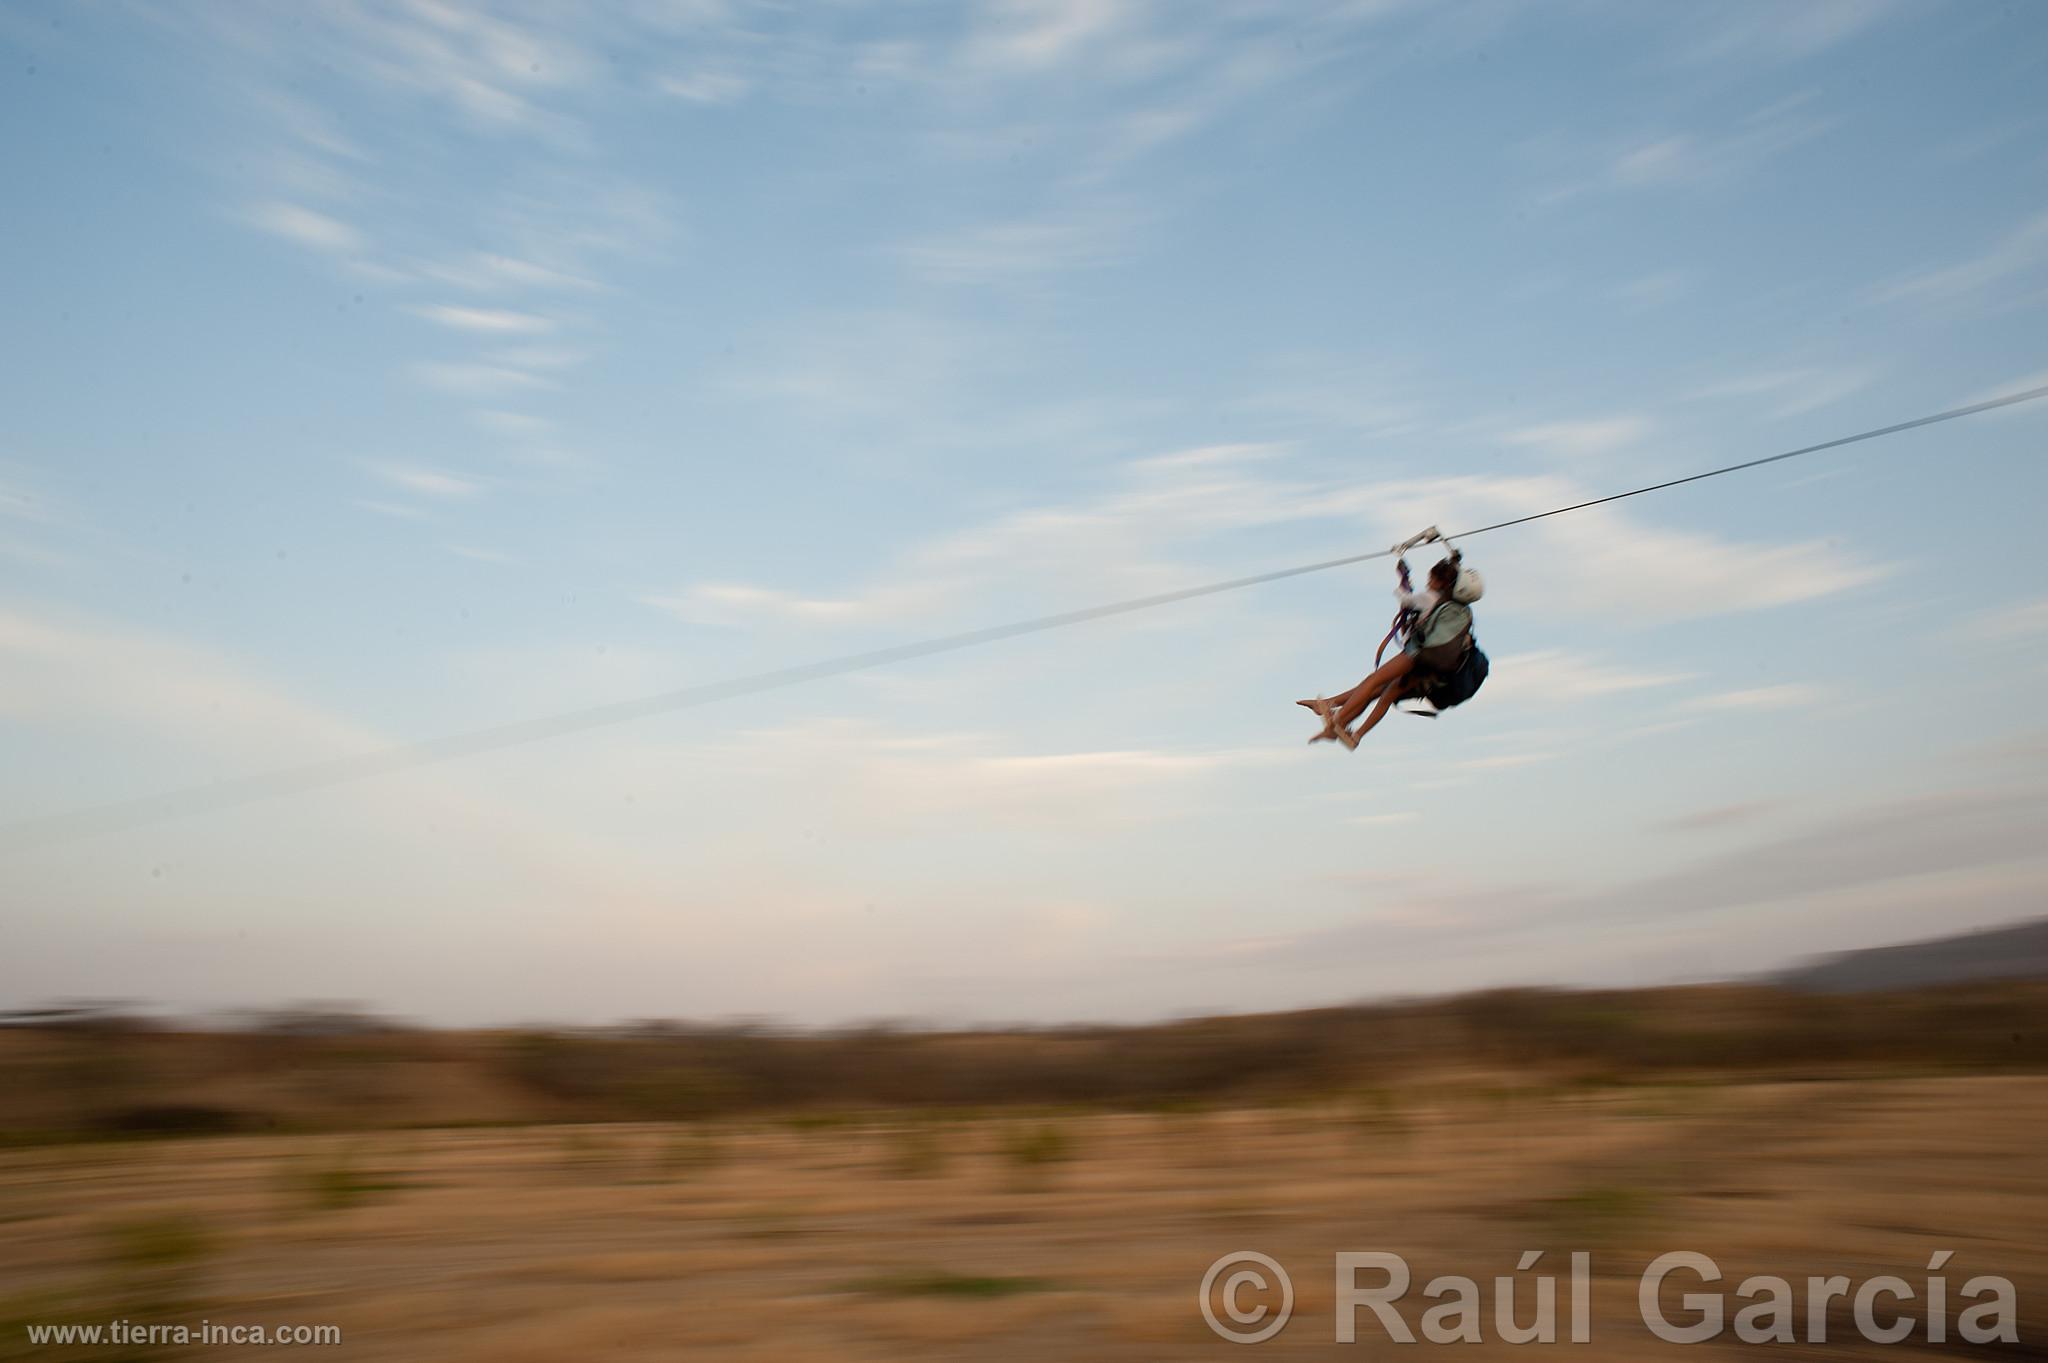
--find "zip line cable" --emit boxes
[6,381,2047,851]
[1443,382,2048,541]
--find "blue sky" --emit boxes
[3,0,2046,1025]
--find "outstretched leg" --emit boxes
[1341,683,1404,747]
[1299,682,1363,718]
[1334,655,1416,727]
[1301,685,1362,713]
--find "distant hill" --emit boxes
[6,975,2048,1141]
[1777,917,2048,993]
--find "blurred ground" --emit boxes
[2,1072,2042,1360]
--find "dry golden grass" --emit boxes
[1,1075,2043,1359]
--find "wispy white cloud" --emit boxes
[1871,210,2048,309]
[1549,516,1886,619]
[1957,597,2048,643]
[643,581,946,629]
[409,304,556,334]
[238,2,602,133]
[961,0,1139,74]
[1458,751,1558,772]
[1661,800,1777,833]
[896,206,1135,285]
[878,779,2048,1016]
[472,409,554,438]
[1613,136,1691,185]
[0,468,73,570]
[0,538,69,571]
[706,309,1050,457]
[201,6,663,501]
[640,436,1315,629]
[1483,650,1692,704]
[411,362,552,395]
[1127,443,1289,475]
[353,499,430,521]
[699,719,1273,833]
[367,464,482,499]
[420,253,601,294]
[248,88,373,165]
[658,70,751,105]
[1670,0,1902,65]
[484,345,585,373]
[1963,369,2048,409]
[1575,786,2048,923]
[0,604,369,758]
[1232,354,1429,438]
[1609,270,1691,309]
[1686,684,1827,713]
[1504,416,1649,459]
[247,201,364,255]
[646,437,1886,639]
[1630,98,1832,184]
[845,0,1426,197]
[1325,470,1890,621]
[1688,366,1873,418]
[259,147,362,203]
[1539,94,1833,204]
[1087,102,1207,169]
[0,602,690,986]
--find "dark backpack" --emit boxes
[1419,644,1489,709]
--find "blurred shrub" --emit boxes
[1538,1183,1659,1255]
[653,1127,726,1179]
[555,1129,617,1177]
[1350,1087,1410,1145]
[105,1213,211,1272]
[233,1004,398,1038]
[1001,1122,1075,1170]
[96,1104,250,1137]
[103,1211,215,1321]
[883,1121,948,1178]
[285,1145,404,1212]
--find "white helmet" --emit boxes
[1452,565,1485,603]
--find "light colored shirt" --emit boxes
[1396,586,1442,617]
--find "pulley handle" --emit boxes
[1389,525,1443,555]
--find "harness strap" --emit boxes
[1378,557,1418,667]
[1409,600,1473,675]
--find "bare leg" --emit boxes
[1335,683,1404,751]
[1350,683,1404,741]
[1300,682,1362,713]
[1335,655,1415,727]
